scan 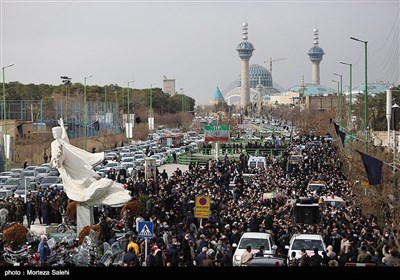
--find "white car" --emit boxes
[285,233,326,259]
[232,232,277,266]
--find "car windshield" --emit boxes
[5,178,20,185]
[238,238,270,250]
[291,239,324,251]
[41,177,60,184]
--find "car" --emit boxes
[232,232,277,266]
[285,233,326,260]
[306,180,327,193]
[319,195,345,208]
[39,176,62,190]
[247,254,288,267]
[0,189,13,200]
[2,178,21,192]
[289,154,303,164]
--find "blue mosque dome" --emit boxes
[288,83,335,96]
[248,64,273,88]
[350,82,392,96]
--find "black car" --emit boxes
[247,254,288,267]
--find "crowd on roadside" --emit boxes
[1,135,399,267]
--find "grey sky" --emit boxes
[1,0,399,105]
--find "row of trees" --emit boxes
[3,82,196,122]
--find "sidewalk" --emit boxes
[159,163,189,175]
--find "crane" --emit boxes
[264,57,287,73]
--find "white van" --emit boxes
[232,232,277,266]
[247,156,266,169]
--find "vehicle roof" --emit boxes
[240,232,272,239]
[308,180,326,184]
[320,195,344,202]
[248,255,287,266]
[291,233,324,241]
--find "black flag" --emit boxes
[338,130,346,147]
[356,150,383,185]
[333,122,340,136]
[93,120,100,131]
[135,117,141,124]
[17,124,23,138]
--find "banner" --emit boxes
[148,117,154,131]
[3,134,10,159]
[204,125,229,142]
[125,122,133,138]
[356,150,383,185]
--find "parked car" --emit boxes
[2,178,21,192]
[0,189,13,200]
[232,232,277,266]
[39,176,62,190]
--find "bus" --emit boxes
[158,133,184,148]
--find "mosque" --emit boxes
[210,22,393,108]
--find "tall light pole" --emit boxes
[392,104,400,173]
[60,76,71,122]
[340,62,352,131]
[83,74,93,151]
[333,73,343,127]
[2,63,14,172]
[149,83,156,132]
[127,80,134,143]
[332,79,340,127]
[350,36,368,153]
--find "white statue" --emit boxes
[50,118,131,207]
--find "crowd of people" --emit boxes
[96,135,399,266]
[1,135,399,267]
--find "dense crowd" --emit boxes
[1,135,399,267]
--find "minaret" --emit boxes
[236,21,254,108]
[307,28,324,85]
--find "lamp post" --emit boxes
[83,74,93,151]
[149,83,156,132]
[2,63,14,172]
[392,103,400,173]
[333,73,343,127]
[332,79,340,123]
[340,62,352,131]
[60,76,71,122]
[127,80,134,143]
[351,36,368,153]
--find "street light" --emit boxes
[2,63,14,172]
[148,83,156,132]
[350,36,368,153]
[392,103,400,173]
[83,74,93,151]
[127,80,134,143]
[60,76,71,122]
[340,62,352,131]
[333,73,343,127]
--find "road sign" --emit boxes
[195,195,211,219]
[138,221,153,238]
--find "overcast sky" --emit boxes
[1,0,399,105]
